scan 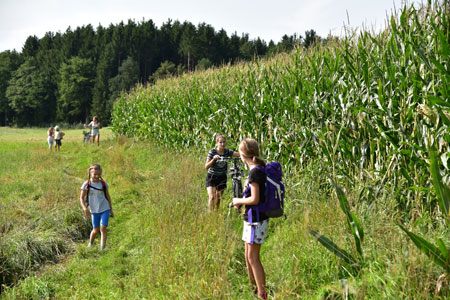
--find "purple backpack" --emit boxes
[244,162,285,223]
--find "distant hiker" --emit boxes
[232,138,268,300]
[205,133,239,211]
[80,164,114,250]
[87,116,102,146]
[47,127,54,151]
[53,126,65,152]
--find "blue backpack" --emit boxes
[244,162,285,223]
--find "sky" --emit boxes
[0,0,424,53]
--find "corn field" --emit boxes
[112,2,449,212]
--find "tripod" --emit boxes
[228,158,244,215]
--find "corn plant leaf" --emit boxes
[400,167,413,184]
[429,95,450,108]
[438,109,450,127]
[411,41,432,71]
[308,229,357,265]
[436,238,449,261]
[430,148,450,217]
[330,178,351,220]
[350,211,364,243]
[350,220,362,257]
[431,22,450,60]
[398,224,450,273]
[429,56,448,75]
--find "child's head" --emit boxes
[88,164,102,181]
[215,133,226,149]
[93,116,98,122]
[48,127,53,132]
[239,138,265,166]
[54,125,60,131]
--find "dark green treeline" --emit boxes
[0,18,320,127]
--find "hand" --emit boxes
[110,210,114,218]
[84,208,91,219]
[213,155,220,161]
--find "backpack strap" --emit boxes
[84,180,90,207]
[267,177,283,208]
[86,180,107,198]
[101,179,107,198]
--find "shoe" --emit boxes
[101,244,106,250]
[87,242,93,247]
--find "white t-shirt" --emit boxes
[81,180,110,213]
[54,131,62,140]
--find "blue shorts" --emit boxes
[91,210,110,228]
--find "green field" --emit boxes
[0,127,448,299]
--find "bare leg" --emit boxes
[215,189,224,210]
[90,227,100,244]
[96,134,100,146]
[207,186,217,211]
[100,225,107,247]
[91,135,95,143]
[245,243,257,291]
[245,243,266,295]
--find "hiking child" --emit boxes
[205,133,239,211]
[53,126,64,152]
[87,116,102,146]
[80,164,114,250]
[232,138,268,299]
[47,127,54,151]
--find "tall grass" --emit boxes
[112,2,449,214]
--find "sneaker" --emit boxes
[87,242,93,248]
[101,244,106,250]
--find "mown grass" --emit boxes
[0,127,449,299]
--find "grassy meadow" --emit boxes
[0,127,448,299]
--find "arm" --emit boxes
[105,189,114,217]
[87,121,93,127]
[80,189,91,219]
[205,155,219,169]
[232,182,260,206]
[232,151,240,157]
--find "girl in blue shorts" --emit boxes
[80,164,114,250]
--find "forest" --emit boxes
[0,18,321,127]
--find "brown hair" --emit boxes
[215,133,225,143]
[239,138,265,166]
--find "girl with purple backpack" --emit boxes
[232,138,268,300]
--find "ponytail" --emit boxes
[252,155,266,167]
